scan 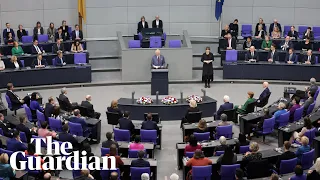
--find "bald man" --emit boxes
[245,46,259,61]
[152,15,163,29]
[80,95,101,119]
[258,82,270,102]
[303,50,316,65]
[151,49,166,69]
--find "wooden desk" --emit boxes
[182,120,220,141]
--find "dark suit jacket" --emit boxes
[288,31,298,40]
[137,21,149,33]
[276,151,296,168]
[107,107,123,116]
[269,23,282,35]
[2,29,15,39]
[52,43,65,53]
[6,90,22,109]
[7,60,23,69]
[255,23,266,34]
[0,120,13,138]
[118,117,135,133]
[59,94,72,111]
[152,20,163,29]
[303,97,314,115]
[229,23,239,36]
[31,45,43,54]
[33,27,44,36]
[259,87,270,101]
[31,59,48,68]
[6,138,27,152]
[69,116,88,130]
[223,38,236,49]
[55,32,66,41]
[246,51,259,61]
[131,159,150,167]
[303,31,314,40]
[216,102,234,119]
[81,100,95,118]
[44,103,54,118]
[16,123,33,143]
[72,30,83,40]
[254,30,265,39]
[267,51,279,61]
[55,56,66,66]
[17,29,27,41]
[141,120,159,131]
[185,107,200,118]
[284,53,297,63]
[58,132,79,149]
[102,140,119,149]
[221,30,231,37]
[308,84,318,94]
[303,55,316,64]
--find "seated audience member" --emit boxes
[235,91,255,114]
[271,27,281,39]
[151,49,166,69]
[31,39,43,54]
[248,108,272,139]
[289,97,301,121]
[186,149,212,179]
[303,91,315,116]
[276,141,296,169]
[302,38,312,51]
[4,32,15,45]
[33,21,44,39]
[44,97,55,118]
[224,33,236,50]
[0,153,15,179]
[269,19,282,36]
[229,19,239,39]
[81,95,101,119]
[234,133,250,154]
[137,16,149,33]
[306,77,318,95]
[6,130,27,152]
[129,135,144,150]
[303,50,315,65]
[169,173,179,180]
[55,28,65,42]
[292,165,306,180]
[17,24,27,42]
[55,51,66,66]
[181,99,200,127]
[43,173,52,180]
[141,113,159,131]
[118,111,135,134]
[106,144,124,168]
[30,92,44,118]
[295,136,311,162]
[16,116,37,143]
[52,39,64,54]
[242,142,262,163]
[218,114,230,126]
[72,24,83,40]
[110,172,118,180]
[52,106,63,120]
[131,150,150,167]
[214,136,228,155]
[102,132,119,148]
[74,170,94,180]
[288,26,299,40]
[107,100,123,116]
[215,95,233,120]
[285,48,297,64]
[71,40,84,53]
[307,157,320,179]
[3,23,15,39]
[303,27,314,40]
[255,18,266,35]
[254,24,265,39]
[0,57,5,70]
[31,54,48,68]
[245,46,259,61]
[217,146,237,169]
[11,41,24,56]
[58,124,79,150]
[280,36,293,51]
[60,20,70,40]
[221,25,231,38]
[152,15,163,29]
[258,81,270,102]
[274,102,287,126]
[58,87,76,111]
[184,134,202,154]
[141,173,150,180]
[261,36,272,50]
[8,55,22,69]
[69,109,88,131]
[271,174,279,180]
[267,44,279,62]
[195,119,208,133]
[0,113,13,138]
[243,36,254,50]
[47,22,56,42]
[235,168,244,180]
[79,143,95,163]
[38,121,57,138]
[6,83,30,108]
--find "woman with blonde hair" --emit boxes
[181,99,200,128]
[107,100,123,116]
[271,26,281,39]
[8,55,23,69]
[0,153,16,180]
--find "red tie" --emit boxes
[157,56,160,64]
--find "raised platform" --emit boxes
[117,96,217,120]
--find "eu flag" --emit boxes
[215,0,224,21]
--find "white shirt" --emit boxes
[228,39,231,48]
[34,45,41,53]
[14,61,19,68]
[37,59,42,66]
[76,31,79,38]
[37,28,41,34]
[308,56,311,61]
[156,20,159,26]
[6,28,10,32]
[142,22,145,28]
[0,60,5,69]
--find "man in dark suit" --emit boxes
[285,48,297,64]
[269,19,282,36]
[276,141,296,169]
[215,95,234,120]
[141,113,159,131]
[52,39,64,54]
[69,109,88,131]
[58,124,79,150]
[303,50,316,64]
[245,46,259,61]
[303,91,314,116]
[267,44,279,62]
[80,95,101,119]
[31,54,48,68]
[16,116,36,143]
[55,51,66,66]
[306,78,318,95]
[55,28,66,42]
[102,132,119,148]
[288,26,298,40]
[72,24,84,40]
[303,27,314,40]
[280,36,293,51]
[58,87,77,111]
[118,111,135,134]
[0,113,13,138]
[2,23,15,39]
[6,130,27,152]
[6,83,30,109]
[31,40,43,54]
[258,82,270,102]
[224,33,236,50]
[131,151,150,167]
[44,96,55,119]
[152,15,163,29]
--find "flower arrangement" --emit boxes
[186,95,203,103]
[136,96,153,105]
[161,96,178,105]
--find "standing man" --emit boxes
[152,15,163,29]
[72,24,83,40]
[81,95,101,119]
[3,23,15,39]
[269,19,282,36]
[151,49,165,69]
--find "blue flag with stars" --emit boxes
[215,0,224,21]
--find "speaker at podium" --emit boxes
[151,69,168,95]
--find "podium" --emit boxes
[151,69,169,95]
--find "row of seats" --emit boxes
[128,39,182,48]
[113,128,158,145]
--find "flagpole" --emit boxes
[219,13,222,35]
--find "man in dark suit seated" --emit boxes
[44,96,55,119]
[80,95,101,119]
[6,83,31,109]
[267,44,279,63]
[258,82,270,103]
[72,24,84,41]
[245,46,259,61]
[52,39,65,54]
[303,50,316,65]
[285,48,297,64]
[141,113,159,131]
[69,109,88,131]
[131,150,150,167]
[55,51,66,66]
[102,132,119,148]
[275,141,296,170]
[16,116,37,143]
[152,15,163,29]
[288,26,298,40]
[55,28,66,42]
[6,130,27,152]
[31,39,43,55]
[31,54,48,68]
[58,124,79,150]
[0,113,13,138]
[223,33,236,50]
[280,36,293,51]
[303,91,314,116]
[215,95,234,120]
[118,111,135,134]
[58,87,77,111]
[306,78,318,95]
